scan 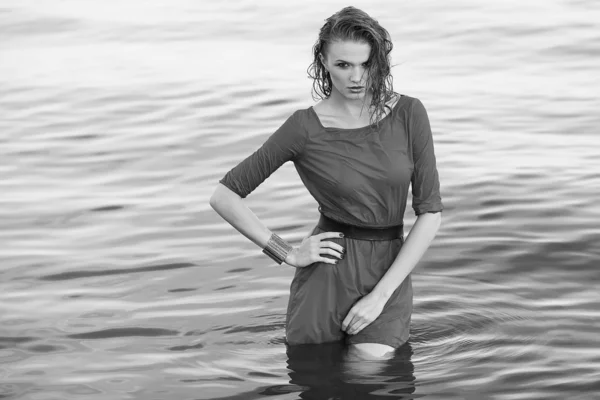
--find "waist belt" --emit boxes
[317,214,404,241]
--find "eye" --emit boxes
[334,62,370,68]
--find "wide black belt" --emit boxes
[317,214,404,241]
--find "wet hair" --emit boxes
[307,6,396,128]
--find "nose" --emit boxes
[350,66,365,84]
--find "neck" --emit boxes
[328,87,374,117]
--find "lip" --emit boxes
[348,86,364,90]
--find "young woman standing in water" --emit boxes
[210,6,443,359]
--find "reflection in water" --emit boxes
[263,341,416,399]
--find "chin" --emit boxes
[345,92,365,99]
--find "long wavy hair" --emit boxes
[307,6,397,129]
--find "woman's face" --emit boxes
[320,40,372,101]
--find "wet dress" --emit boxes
[219,94,444,348]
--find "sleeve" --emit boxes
[218,111,306,199]
[409,98,444,215]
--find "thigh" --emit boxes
[346,274,413,349]
[285,226,346,345]
[348,343,395,360]
[285,264,346,345]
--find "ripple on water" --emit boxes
[39,262,197,281]
[66,327,180,340]
[0,336,38,349]
[411,274,538,361]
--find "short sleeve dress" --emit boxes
[219,94,444,348]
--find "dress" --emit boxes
[218,94,444,348]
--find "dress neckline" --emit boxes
[309,94,404,133]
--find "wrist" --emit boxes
[283,247,296,266]
[262,232,293,265]
[371,283,394,302]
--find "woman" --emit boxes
[209,6,443,359]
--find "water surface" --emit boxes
[1,1,599,399]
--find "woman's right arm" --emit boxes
[209,183,274,250]
[210,111,344,267]
[209,183,345,268]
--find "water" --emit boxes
[1,0,599,399]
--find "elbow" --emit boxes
[418,210,442,232]
[209,187,219,209]
[209,195,218,210]
[209,183,241,209]
[209,189,223,210]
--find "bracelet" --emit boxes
[262,232,293,265]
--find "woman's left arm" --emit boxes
[342,98,444,336]
[372,211,441,298]
[341,212,441,335]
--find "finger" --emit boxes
[318,241,345,262]
[348,322,362,335]
[348,322,368,336]
[348,314,372,333]
[317,256,338,265]
[317,231,345,240]
[319,240,346,255]
[319,247,343,260]
[342,312,358,332]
